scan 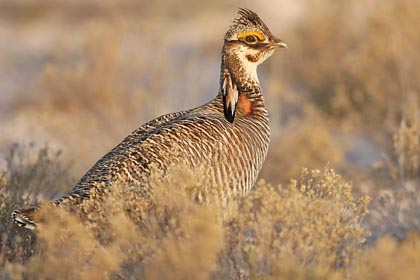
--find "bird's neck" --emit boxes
[218,46,264,104]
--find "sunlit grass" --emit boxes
[1,145,371,279]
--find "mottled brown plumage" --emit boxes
[12,8,286,229]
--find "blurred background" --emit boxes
[0,0,419,238]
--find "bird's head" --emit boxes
[220,8,286,123]
[224,8,287,67]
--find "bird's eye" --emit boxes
[245,35,258,44]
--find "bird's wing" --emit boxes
[116,109,191,146]
[54,108,200,204]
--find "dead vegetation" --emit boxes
[1,145,370,279]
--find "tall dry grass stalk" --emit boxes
[394,98,420,179]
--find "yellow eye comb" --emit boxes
[237,31,265,41]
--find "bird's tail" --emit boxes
[12,206,42,230]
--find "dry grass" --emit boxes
[0,144,72,270]
[262,119,344,184]
[1,145,418,279]
[351,232,420,279]
[394,99,420,179]
[218,168,370,279]
[0,145,372,279]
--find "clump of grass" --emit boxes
[365,101,420,241]
[262,120,344,184]
[220,167,370,278]
[352,232,420,278]
[394,100,420,179]
[4,143,72,198]
[0,143,72,271]
[367,181,420,242]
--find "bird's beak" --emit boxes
[272,38,288,49]
[275,41,288,48]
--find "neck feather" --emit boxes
[219,45,262,96]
